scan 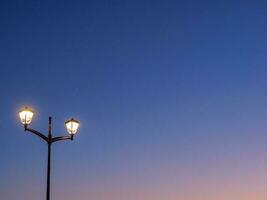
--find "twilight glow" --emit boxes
[1,0,267,199]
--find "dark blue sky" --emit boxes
[1,1,267,199]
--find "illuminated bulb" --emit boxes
[65,118,80,135]
[19,107,34,125]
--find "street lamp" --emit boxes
[18,107,80,200]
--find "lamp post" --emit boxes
[18,107,80,200]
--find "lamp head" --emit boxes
[19,107,34,125]
[65,118,80,135]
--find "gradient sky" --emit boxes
[1,0,267,199]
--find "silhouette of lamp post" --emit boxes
[18,107,80,200]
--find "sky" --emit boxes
[1,0,267,199]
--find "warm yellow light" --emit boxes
[65,118,80,135]
[19,107,34,125]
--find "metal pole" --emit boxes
[46,142,51,200]
[46,117,52,200]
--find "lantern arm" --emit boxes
[52,135,73,143]
[25,127,48,142]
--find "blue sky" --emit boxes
[1,1,267,199]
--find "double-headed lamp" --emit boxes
[65,118,80,134]
[19,107,34,125]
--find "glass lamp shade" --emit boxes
[19,107,34,125]
[65,118,80,134]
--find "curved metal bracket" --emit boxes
[25,127,48,142]
[52,135,73,143]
